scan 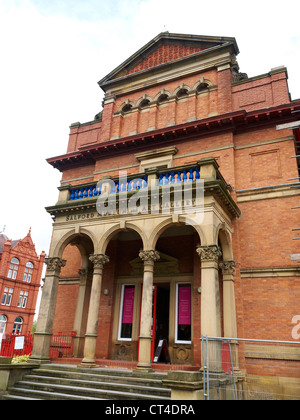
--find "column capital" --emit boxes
[196,245,222,262]
[89,254,110,269]
[139,250,160,265]
[78,268,88,276]
[219,260,236,276]
[78,268,93,284]
[45,257,66,273]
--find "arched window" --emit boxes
[139,99,150,109]
[0,315,7,334]
[157,93,169,104]
[7,258,19,279]
[122,103,133,114]
[12,317,23,335]
[196,82,209,93]
[23,262,33,283]
[176,88,189,99]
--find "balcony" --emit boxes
[68,164,203,202]
[46,158,240,220]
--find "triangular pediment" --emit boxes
[99,32,239,87]
[130,251,179,275]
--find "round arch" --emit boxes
[148,216,206,250]
[136,95,153,109]
[173,83,191,99]
[192,78,214,93]
[118,100,135,114]
[154,89,172,104]
[98,222,147,255]
[216,223,233,260]
[51,229,96,268]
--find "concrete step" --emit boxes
[5,364,171,400]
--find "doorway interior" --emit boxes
[151,283,170,362]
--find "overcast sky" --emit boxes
[0,0,300,258]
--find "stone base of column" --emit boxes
[78,359,98,369]
[134,362,153,373]
[28,355,51,365]
[136,335,153,372]
[80,333,98,368]
[29,331,53,365]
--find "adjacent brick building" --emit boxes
[32,33,300,395]
[0,230,45,336]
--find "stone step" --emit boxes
[5,386,102,400]
[22,374,170,397]
[5,364,171,400]
[8,380,169,400]
[45,363,168,380]
[33,368,165,387]
[2,393,41,401]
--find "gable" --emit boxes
[11,231,37,259]
[127,43,204,75]
[99,32,239,86]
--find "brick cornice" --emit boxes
[46,101,300,172]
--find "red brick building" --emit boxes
[0,230,45,336]
[32,33,300,394]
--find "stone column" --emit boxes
[196,245,222,373]
[80,254,109,367]
[30,257,66,363]
[137,250,160,371]
[219,260,239,371]
[73,268,92,357]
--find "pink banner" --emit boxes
[178,286,191,325]
[122,287,134,324]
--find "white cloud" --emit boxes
[0,0,299,257]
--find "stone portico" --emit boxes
[31,157,240,371]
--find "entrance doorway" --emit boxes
[151,284,170,362]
